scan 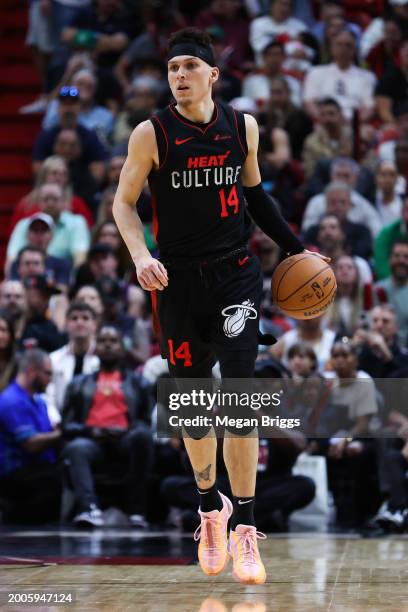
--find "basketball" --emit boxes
[271,253,337,319]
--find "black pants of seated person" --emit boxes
[255,473,316,529]
[160,472,315,529]
[384,447,408,511]
[326,442,380,527]
[0,461,63,524]
[62,424,154,515]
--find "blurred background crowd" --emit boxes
[1,0,408,535]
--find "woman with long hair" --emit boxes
[91,220,132,279]
[261,75,313,161]
[324,255,365,337]
[10,155,93,230]
[0,309,17,391]
[74,285,104,324]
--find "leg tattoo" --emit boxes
[194,464,212,483]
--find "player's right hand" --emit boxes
[134,254,168,291]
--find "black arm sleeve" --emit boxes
[244,183,304,255]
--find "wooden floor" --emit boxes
[2,535,408,611]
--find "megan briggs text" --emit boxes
[168,415,301,429]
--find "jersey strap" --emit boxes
[150,114,168,170]
[221,103,248,158]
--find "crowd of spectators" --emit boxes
[1,0,408,533]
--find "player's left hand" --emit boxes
[302,249,331,263]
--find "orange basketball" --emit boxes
[271,253,337,320]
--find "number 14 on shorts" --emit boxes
[168,339,192,367]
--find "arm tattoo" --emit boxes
[194,464,212,483]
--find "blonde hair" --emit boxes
[324,256,364,335]
[28,155,73,206]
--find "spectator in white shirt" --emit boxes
[302,159,382,239]
[271,316,336,371]
[45,301,99,424]
[374,160,403,226]
[242,40,302,106]
[303,29,376,121]
[250,0,307,65]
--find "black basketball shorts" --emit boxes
[155,249,263,379]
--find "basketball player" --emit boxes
[113,28,328,585]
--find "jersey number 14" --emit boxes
[219,185,239,217]
[168,339,192,367]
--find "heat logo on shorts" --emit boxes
[222,299,258,338]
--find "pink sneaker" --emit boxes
[228,524,267,585]
[193,492,233,576]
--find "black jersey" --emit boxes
[148,101,251,261]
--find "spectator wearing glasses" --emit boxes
[32,86,109,185]
[6,183,90,271]
[42,69,114,143]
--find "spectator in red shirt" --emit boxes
[10,156,93,232]
[365,16,402,79]
[62,326,153,528]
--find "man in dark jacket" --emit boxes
[353,305,408,378]
[21,274,66,352]
[62,325,154,527]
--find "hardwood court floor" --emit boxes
[1,533,408,611]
